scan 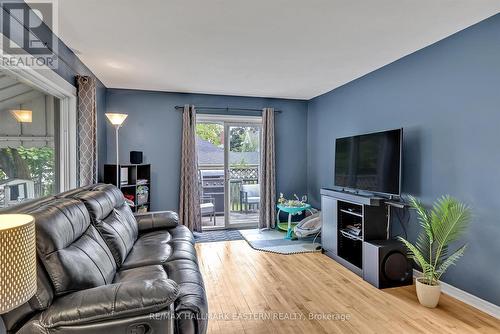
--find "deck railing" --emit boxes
[199,165,259,211]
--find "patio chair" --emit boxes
[240,184,260,212]
[201,195,216,225]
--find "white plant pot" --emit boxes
[416,278,441,308]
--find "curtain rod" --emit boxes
[174,106,282,113]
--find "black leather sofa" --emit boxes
[0,184,208,334]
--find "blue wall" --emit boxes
[105,89,308,212]
[307,14,500,305]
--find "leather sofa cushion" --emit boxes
[121,234,197,270]
[135,225,194,244]
[74,184,125,221]
[0,196,56,214]
[113,265,168,283]
[35,198,90,253]
[99,203,137,265]
[163,259,205,286]
[167,224,196,244]
[74,184,138,266]
[32,198,117,295]
[17,310,175,334]
[135,211,179,232]
[55,184,96,198]
[37,278,179,329]
[164,259,208,334]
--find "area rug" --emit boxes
[239,228,321,255]
[194,229,244,243]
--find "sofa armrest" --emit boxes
[134,211,179,231]
[38,278,179,329]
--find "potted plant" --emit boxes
[398,195,471,308]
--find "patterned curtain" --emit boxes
[259,108,276,229]
[76,76,98,186]
[179,105,202,232]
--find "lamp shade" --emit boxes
[105,113,128,126]
[10,110,33,123]
[0,214,36,314]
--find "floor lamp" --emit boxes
[105,113,128,186]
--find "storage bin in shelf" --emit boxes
[137,194,149,206]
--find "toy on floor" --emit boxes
[294,211,321,244]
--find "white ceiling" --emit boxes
[58,0,500,100]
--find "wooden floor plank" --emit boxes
[195,240,499,334]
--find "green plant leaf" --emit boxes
[397,236,432,278]
[436,244,467,280]
[435,245,448,268]
[409,196,433,243]
[415,230,431,260]
[405,195,471,281]
[432,197,471,246]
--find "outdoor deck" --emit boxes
[202,211,259,228]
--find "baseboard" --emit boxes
[413,270,500,319]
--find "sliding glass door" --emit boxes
[227,123,260,228]
[196,115,261,230]
[196,121,225,228]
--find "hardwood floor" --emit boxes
[195,240,500,334]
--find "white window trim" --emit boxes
[0,36,78,192]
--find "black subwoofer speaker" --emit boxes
[130,151,143,164]
[362,240,413,289]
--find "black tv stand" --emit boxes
[320,188,387,276]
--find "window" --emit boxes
[0,71,63,207]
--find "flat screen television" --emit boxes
[334,129,402,196]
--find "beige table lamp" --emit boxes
[0,214,36,314]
